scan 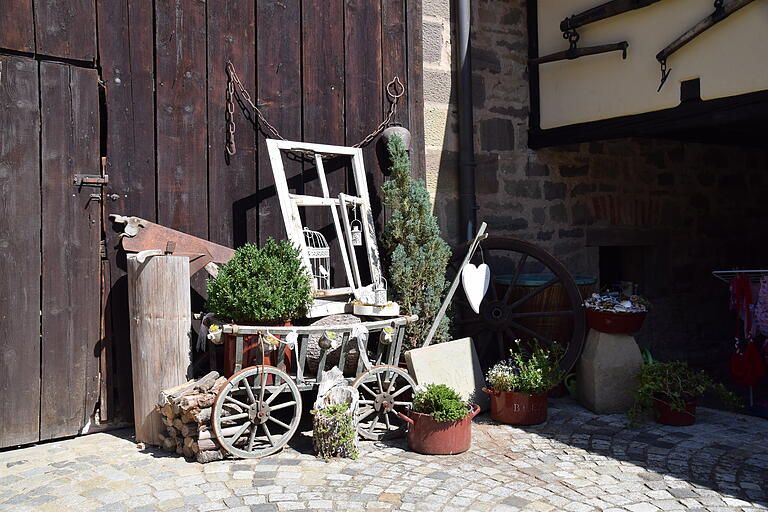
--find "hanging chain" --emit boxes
[353,77,405,148]
[225,61,404,156]
[714,0,724,11]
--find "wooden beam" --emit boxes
[560,0,666,32]
[531,42,628,65]
[656,0,758,63]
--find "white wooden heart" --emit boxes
[462,263,491,314]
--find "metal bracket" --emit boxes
[73,174,109,187]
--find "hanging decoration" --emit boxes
[225,60,404,155]
[655,0,758,91]
[461,263,491,314]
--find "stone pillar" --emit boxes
[578,330,643,414]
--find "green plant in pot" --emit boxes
[628,360,741,426]
[206,239,313,377]
[483,341,564,425]
[401,384,480,455]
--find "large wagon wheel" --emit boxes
[212,366,302,459]
[352,365,416,441]
[450,236,587,373]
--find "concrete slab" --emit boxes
[404,337,490,410]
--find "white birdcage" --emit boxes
[303,227,331,290]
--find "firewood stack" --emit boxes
[155,371,229,463]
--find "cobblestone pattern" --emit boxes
[1,399,766,512]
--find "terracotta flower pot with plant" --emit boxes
[399,384,480,455]
[629,360,742,426]
[483,341,564,425]
[205,239,313,378]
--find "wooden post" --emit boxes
[127,254,192,445]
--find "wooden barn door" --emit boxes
[0,55,102,448]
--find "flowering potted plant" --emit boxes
[206,239,313,377]
[399,384,480,455]
[584,292,650,334]
[483,341,564,425]
[629,360,741,426]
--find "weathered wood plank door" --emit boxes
[0,56,102,448]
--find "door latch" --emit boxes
[73,174,109,187]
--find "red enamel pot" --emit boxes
[586,310,647,334]
[653,397,696,426]
[483,388,548,425]
[400,404,481,455]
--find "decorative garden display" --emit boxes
[381,134,452,350]
[401,384,480,455]
[484,342,564,425]
[629,360,741,426]
[206,239,313,377]
[584,292,649,334]
[312,403,359,460]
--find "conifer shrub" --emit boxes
[206,239,313,323]
[381,135,452,349]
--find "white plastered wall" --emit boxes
[537,0,768,129]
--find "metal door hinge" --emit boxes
[73,174,109,186]
[99,240,107,258]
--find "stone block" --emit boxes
[422,21,444,64]
[480,118,515,151]
[578,330,643,414]
[505,179,540,199]
[526,162,549,177]
[560,164,589,177]
[549,204,568,223]
[544,182,566,200]
[405,337,490,410]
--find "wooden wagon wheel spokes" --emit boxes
[449,236,587,373]
[213,366,302,459]
[352,365,416,441]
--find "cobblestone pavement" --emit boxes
[1,399,767,512]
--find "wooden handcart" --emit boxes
[213,315,418,459]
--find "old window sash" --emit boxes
[266,139,384,302]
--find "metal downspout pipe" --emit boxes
[456,0,478,242]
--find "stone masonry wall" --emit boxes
[421,0,768,368]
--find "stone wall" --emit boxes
[421,0,768,368]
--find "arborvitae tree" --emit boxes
[381,135,451,349]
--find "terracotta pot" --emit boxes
[223,321,293,380]
[586,309,647,334]
[483,388,548,425]
[400,404,480,455]
[653,397,696,426]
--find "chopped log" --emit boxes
[183,436,200,454]
[176,443,184,456]
[157,370,220,406]
[180,422,198,438]
[166,426,179,437]
[194,407,211,424]
[196,449,225,463]
[172,417,184,431]
[160,402,174,419]
[198,425,240,441]
[181,408,199,424]
[179,393,215,411]
[197,438,218,451]
[128,254,192,446]
[162,436,177,452]
[161,416,173,427]
[210,376,227,395]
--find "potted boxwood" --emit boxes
[206,239,313,377]
[584,292,650,334]
[483,342,564,425]
[400,384,480,455]
[629,360,741,426]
